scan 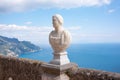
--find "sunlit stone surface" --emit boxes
[49,14,71,65]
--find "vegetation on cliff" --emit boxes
[0,35,41,57]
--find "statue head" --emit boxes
[52,14,64,30]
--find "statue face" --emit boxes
[52,16,59,29]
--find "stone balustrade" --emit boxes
[0,55,120,80]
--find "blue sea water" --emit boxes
[19,43,120,73]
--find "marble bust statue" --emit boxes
[49,14,71,65]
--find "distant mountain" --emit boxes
[0,35,41,57]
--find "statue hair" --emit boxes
[53,14,64,25]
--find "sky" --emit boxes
[0,0,120,45]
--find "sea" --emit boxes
[19,43,120,73]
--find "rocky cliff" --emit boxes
[0,35,41,57]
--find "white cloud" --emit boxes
[0,0,111,13]
[108,9,115,13]
[0,24,81,45]
[72,32,120,43]
[25,21,32,25]
[0,24,51,45]
[1,24,119,44]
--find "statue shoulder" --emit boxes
[62,30,71,36]
[49,30,55,35]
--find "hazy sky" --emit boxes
[0,0,120,45]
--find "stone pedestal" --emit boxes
[50,51,70,65]
[41,63,77,80]
[43,14,74,80]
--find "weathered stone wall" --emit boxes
[0,55,120,80]
[67,65,120,80]
[0,55,44,80]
